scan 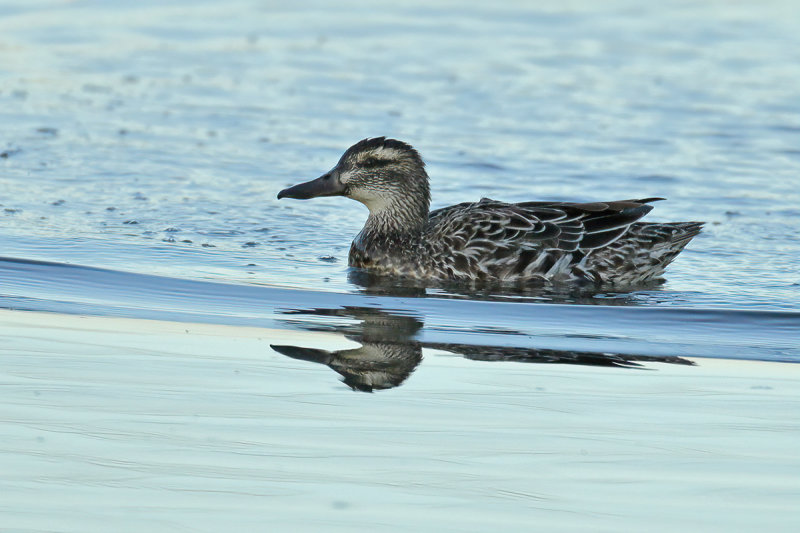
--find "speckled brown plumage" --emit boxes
[278,137,703,287]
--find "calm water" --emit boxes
[2,310,798,532]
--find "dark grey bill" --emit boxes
[277,172,344,200]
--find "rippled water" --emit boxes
[2,0,799,312]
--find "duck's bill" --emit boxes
[277,172,344,200]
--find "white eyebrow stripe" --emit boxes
[369,146,402,160]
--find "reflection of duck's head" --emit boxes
[272,307,424,392]
[270,342,422,392]
[277,137,430,230]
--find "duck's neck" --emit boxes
[359,169,431,242]
[361,197,429,242]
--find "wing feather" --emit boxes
[426,198,659,279]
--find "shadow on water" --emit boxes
[271,304,695,393]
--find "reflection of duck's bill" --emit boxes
[270,344,332,365]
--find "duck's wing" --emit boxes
[426,198,662,278]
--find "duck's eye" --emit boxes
[360,157,388,169]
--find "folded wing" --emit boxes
[426,198,662,280]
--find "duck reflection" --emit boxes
[271,306,694,392]
[271,309,423,392]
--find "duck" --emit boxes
[277,137,703,286]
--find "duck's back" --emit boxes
[421,198,702,285]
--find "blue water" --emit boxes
[3,3,800,532]
[2,0,799,359]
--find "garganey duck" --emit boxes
[277,137,703,286]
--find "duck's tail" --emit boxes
[583,221,704,285]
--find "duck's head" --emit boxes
[278,137,431,223]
